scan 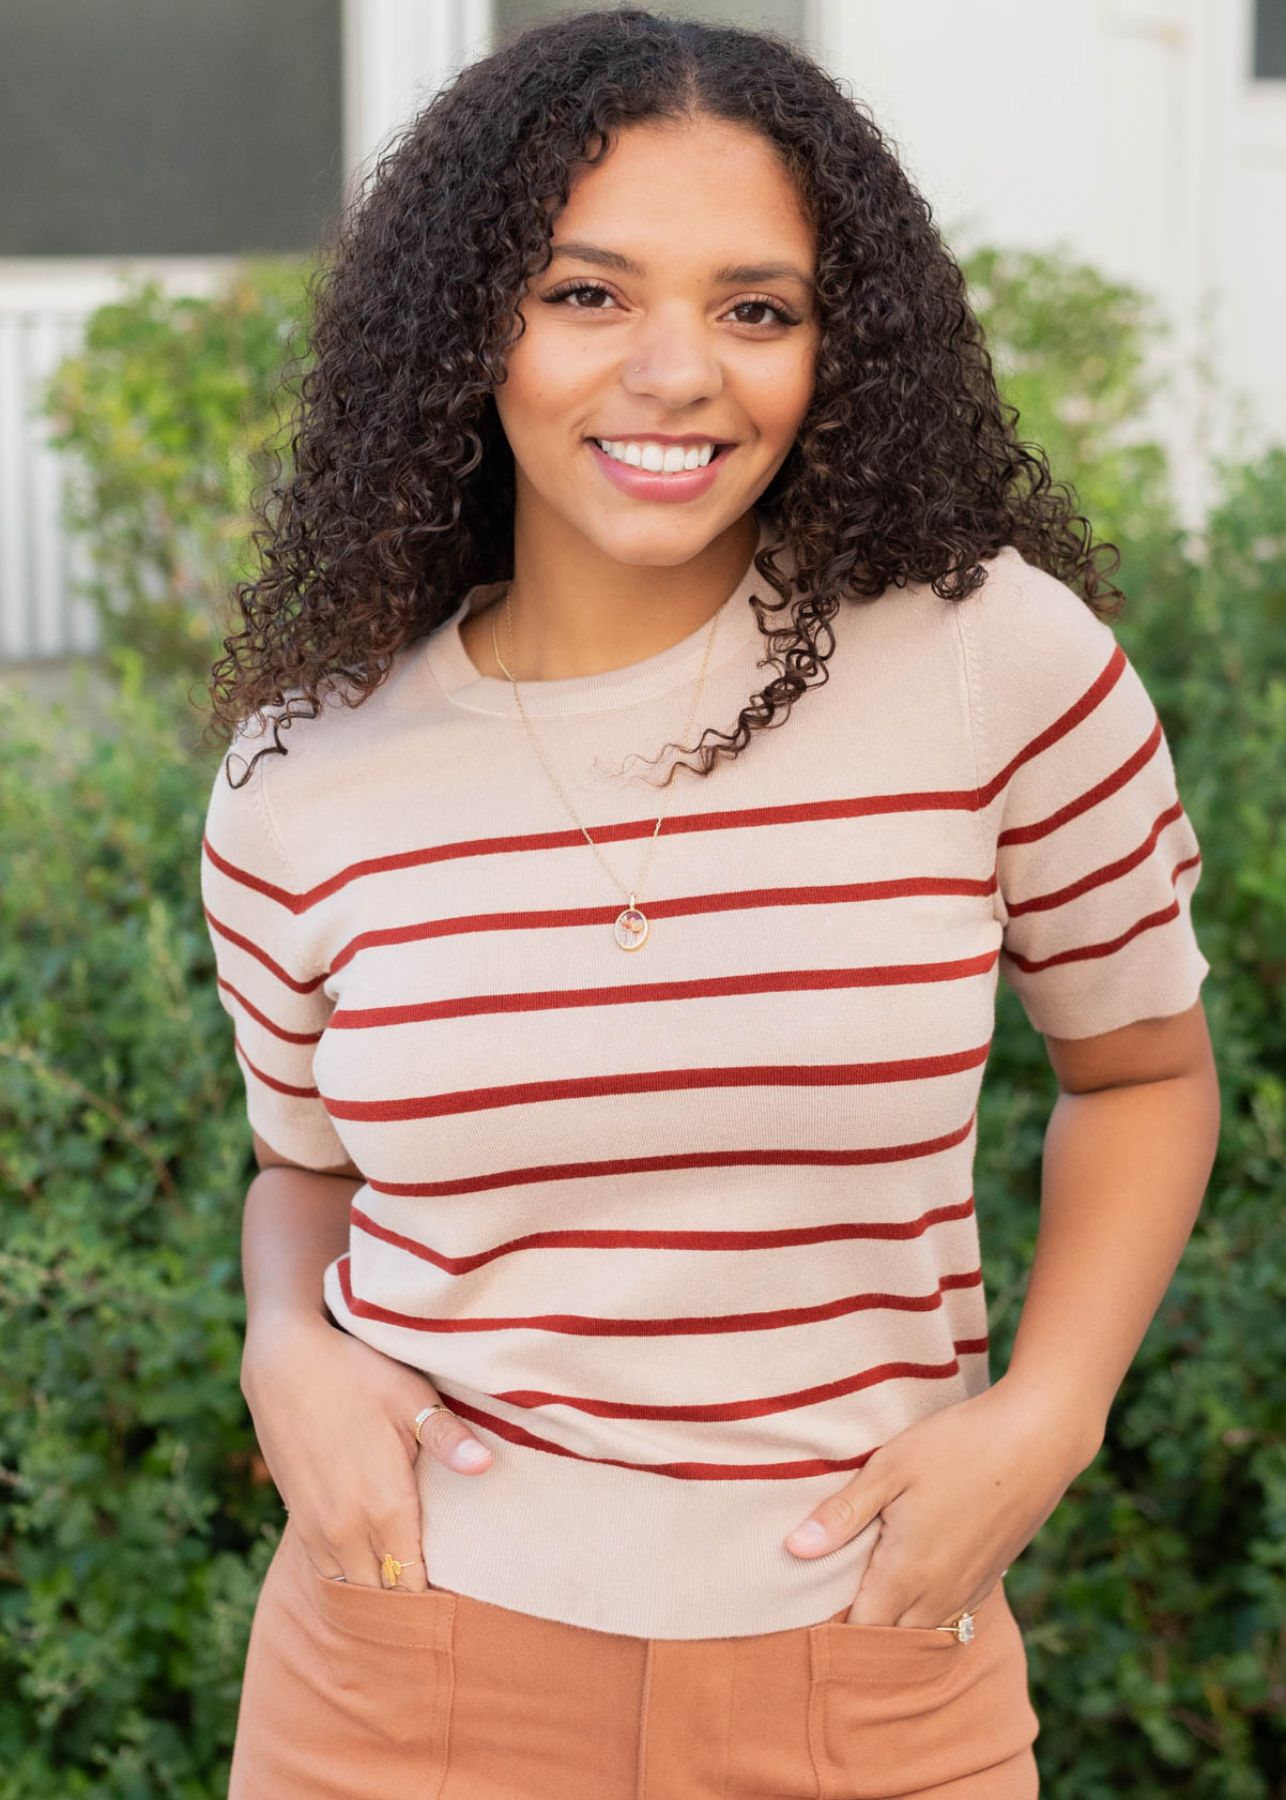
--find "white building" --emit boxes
[2,0,1283,661]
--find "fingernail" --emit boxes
[787,1520,826,1549]
[457,1440,490,1467]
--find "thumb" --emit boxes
[413,1393,493,1475]
[785,1474,886,1556]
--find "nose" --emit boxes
[621,309,724,409]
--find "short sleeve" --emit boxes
[200,720,352,1170]
[961,552,1211,1038]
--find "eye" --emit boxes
[725,295,801,329]
[541,280,802,329]
[543,279,618,310]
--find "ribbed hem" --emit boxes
[409,1416,889,1641]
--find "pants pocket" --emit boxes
[807,1579,1040,1799]
[228,1516,457,1800]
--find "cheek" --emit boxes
[746,351,816,445]
[498,324,604,430]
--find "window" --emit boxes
[0,0,343,256]
[492,0,805,48]
[1254,0,1286,79]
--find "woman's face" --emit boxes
[492,113,820,568]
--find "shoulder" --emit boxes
[953,544,1120,693]
[205,643,432,849]
[949,549,1167,797]
[201,707,296,896]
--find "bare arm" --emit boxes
[781,996,1221,1629]
[236,1132,494,1587]
[1000,995,1222,1462]
[241,1132,360,1344]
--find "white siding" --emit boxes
[4,0,1285,661]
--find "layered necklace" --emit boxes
[489,586,722,951]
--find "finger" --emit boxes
[415,1395,493,1474]
[368,1505,430,1592]
[844,1592,913,1627]
[291,1515,383,1590]
[785,1481,883,1556]
[848,1568,1006,1629]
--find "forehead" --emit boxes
[554,116,814,265]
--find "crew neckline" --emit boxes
[423,513,780,717]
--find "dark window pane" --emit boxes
[0,0,342,255]
[1254,0,1286,78]
[492,0,804,47]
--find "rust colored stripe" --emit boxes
[348,1194,977,1275]
[1006,801,1185,915]
[981,643,1126,804]
[218,976,322,1044]
[326,875,997,973]
[322,1042,992,1123]
[205,789,991,913]
[366,1111,980,1198]
[235,1035,321,1100]
[331,1263,982,1480]
[998,716,1163,846]
[333,1255,981,1337]
[202,834,295,908]
[1002,853,1200,974]
[492,1354,970,1421]
[202,903,324,995]
[330,952,1000,1028]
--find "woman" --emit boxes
[201,9,1219,1797]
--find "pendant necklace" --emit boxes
[490,585,722,951]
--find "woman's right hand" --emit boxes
[240,1309,492,1592]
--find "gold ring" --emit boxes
[413,1403,454,1445]
[381,1551,425,1586]
[933,1610,976,1642]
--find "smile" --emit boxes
[590,438,726,472]
[585,436,733,502]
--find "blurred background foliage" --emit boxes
[1,247,1283,1797]
[37,256,314,678]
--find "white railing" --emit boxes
[0,258,245,664]
[0,0,492,667]
[0,288,98,661]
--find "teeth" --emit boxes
[595,439,719,472]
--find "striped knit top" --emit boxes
[200,511,1210,1639]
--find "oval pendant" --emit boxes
[613,905,649,950]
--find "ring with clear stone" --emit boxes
[933,1566,1008,1641]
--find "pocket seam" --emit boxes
[287,1519,455,1648]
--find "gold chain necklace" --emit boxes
[489,586,722,951]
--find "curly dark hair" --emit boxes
[205,4,1124,791]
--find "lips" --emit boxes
[585,436,731,502]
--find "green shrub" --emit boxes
[974,442,1286,1797]
[2,252,1282,1797]
[39,258,315,679]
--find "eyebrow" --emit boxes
[548,239,816,295]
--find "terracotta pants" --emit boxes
[227,1516,1041,1799]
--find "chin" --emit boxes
[575,509,749,567]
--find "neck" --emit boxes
[464,510,760,683]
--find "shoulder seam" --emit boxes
[248,736,305,895]
[952,561,1032,928]
[241,736,314,985]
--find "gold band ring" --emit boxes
[413,1403,454,1444]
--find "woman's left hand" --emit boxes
[782,1377,1099,1627]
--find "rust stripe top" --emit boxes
[200,513,1209,1638]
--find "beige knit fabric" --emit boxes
[201,512,1209,1638]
